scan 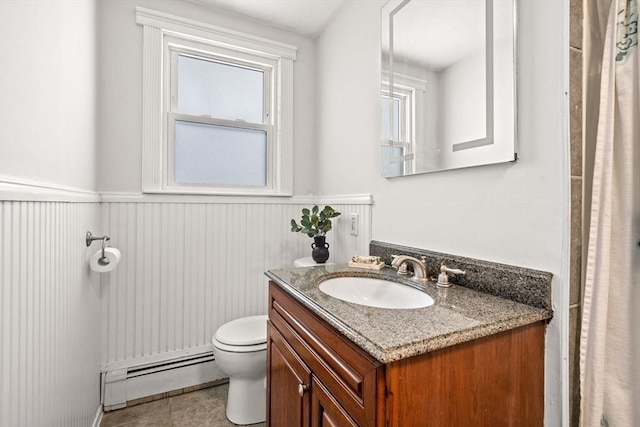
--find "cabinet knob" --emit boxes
[298,383,309,397]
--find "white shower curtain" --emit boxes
[580,0,639,426]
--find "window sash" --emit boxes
[166,113,274,189]
[381,86,413,146]
[168,47,273,125]
[382,83,416,175]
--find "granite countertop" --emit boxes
[265,264,553,364]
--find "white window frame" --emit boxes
[381,71,427,176]
[381,90,411,175]
[136,7,297,196]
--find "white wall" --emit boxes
[0,0,98,192]
[439,37,515,170]
[438,49,486,152]
[98,0,318,196]
[0,2,103,427]
[317,1,568,425]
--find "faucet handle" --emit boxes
[437,263,466,288]
[390,254,409,274]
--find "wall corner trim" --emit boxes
[91,405,104,427]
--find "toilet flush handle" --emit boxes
[298,383,309,397]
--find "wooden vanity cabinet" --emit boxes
[267,281,545,427]
[267,324,311,426]
[267,282,381,427]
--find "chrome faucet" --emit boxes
[391,255,429,283]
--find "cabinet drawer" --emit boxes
[269,282,381,426]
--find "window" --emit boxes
[137,8,297,195]
[169,47,271,188]
[381,77,416,177]
[381,89,411,177]
[381,71,427,178]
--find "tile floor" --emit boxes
[100,383,266,427]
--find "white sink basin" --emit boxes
[319,277,434,309]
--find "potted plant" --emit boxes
[290,205,341,263]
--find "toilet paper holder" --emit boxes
[86,231,112,265]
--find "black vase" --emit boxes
[311,236,330,263]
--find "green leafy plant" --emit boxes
[290,205,341,238]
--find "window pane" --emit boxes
[381,95,400,142]
[174,121,267,187]
[177,55,264,123]
[381,145,405,177]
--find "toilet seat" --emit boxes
[212,338,266,353]
[213,315,267,353]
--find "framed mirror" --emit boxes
[381,0,517,178]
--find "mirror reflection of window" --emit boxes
[381,94,406,177]
[380,94,400,144]
[392,0,487,151]
[381,73,426,177]
[380,0,517,177]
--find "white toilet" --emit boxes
[212,259,331,424]
[212,315,268,425]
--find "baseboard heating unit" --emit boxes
[102,352,225,411]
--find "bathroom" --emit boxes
[1,0,637,426]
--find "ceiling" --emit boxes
[390,0,486,71]
[186,1,512,72]
[187,0,346,37]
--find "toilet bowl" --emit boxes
[212,259,327,424]
[212,315,268,425]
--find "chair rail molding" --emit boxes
[0,175,101,202]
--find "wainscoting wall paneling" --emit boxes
[0,199,102,427]
[99,196,372,393]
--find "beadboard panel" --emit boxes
[0,201,102,427]
[100,201,372,370]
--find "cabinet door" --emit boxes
[268,322,312,427]
[311,377,358,427]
